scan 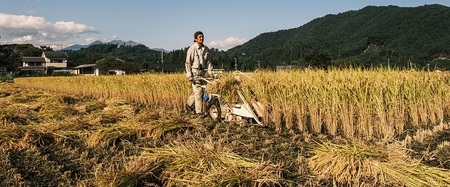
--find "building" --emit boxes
[72,58,127,76]
[276,65,299,71]
[19,57,46,75]
[19,51,68,76]
[72,64,98,76]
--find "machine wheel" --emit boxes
[207,99,221,121]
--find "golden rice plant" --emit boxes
[308,140,450,186]
[14,73,191,110]
[91,155,159,187]
[141,139,283,186]
[14,69,450,140]
[403,122,450,145]
[85,116,200,148]
[0,125,25,149]
[235,69,450,140]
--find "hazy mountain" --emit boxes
[152,48,169,53]
[64,40,148,51]
[109,40,140,46]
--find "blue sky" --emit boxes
[1,0,449,51]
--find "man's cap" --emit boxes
[194,31,203,42]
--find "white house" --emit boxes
[72,58,126,76]
[276,65,299,71]
[42,51,68,69]
[72,64,99,76]
[19,51,68,75]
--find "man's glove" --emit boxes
[186,72,192,80]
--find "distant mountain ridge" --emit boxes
[64,40,167,52]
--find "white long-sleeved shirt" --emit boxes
[185,43,213,76]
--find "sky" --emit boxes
[1,0,450,51]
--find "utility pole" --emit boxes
[233,53,245,72]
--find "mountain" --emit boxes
[63,44,85,51]
[152,48,169,53]
[227,4,450,69]
[109,40,140,46]
[64,40,142,51]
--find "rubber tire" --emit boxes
[207,99,221,121]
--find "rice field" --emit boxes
[245,69,450,140]
[14,69,450,140]
[0,83,285,186]
[3,68,450,186]
[13,73,191,110]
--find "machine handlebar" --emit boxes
[190,76,218,85]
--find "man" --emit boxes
[185,31,213,116]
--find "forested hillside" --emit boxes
[228,4,450,70]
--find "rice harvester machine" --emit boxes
[193,76,265,126]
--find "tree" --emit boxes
[40,46,53,51]
[95,57,142,74]
[0,44,42,71]
[303,51,332,69]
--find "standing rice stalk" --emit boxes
[15,74,191,110]
[237,69,450,140]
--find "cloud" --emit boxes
[0,13,98,46]
[12,35,34,43]
[208,36,247,50]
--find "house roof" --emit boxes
[42,51,68,59]
[22,57,45,62]
[73,64,96,69]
